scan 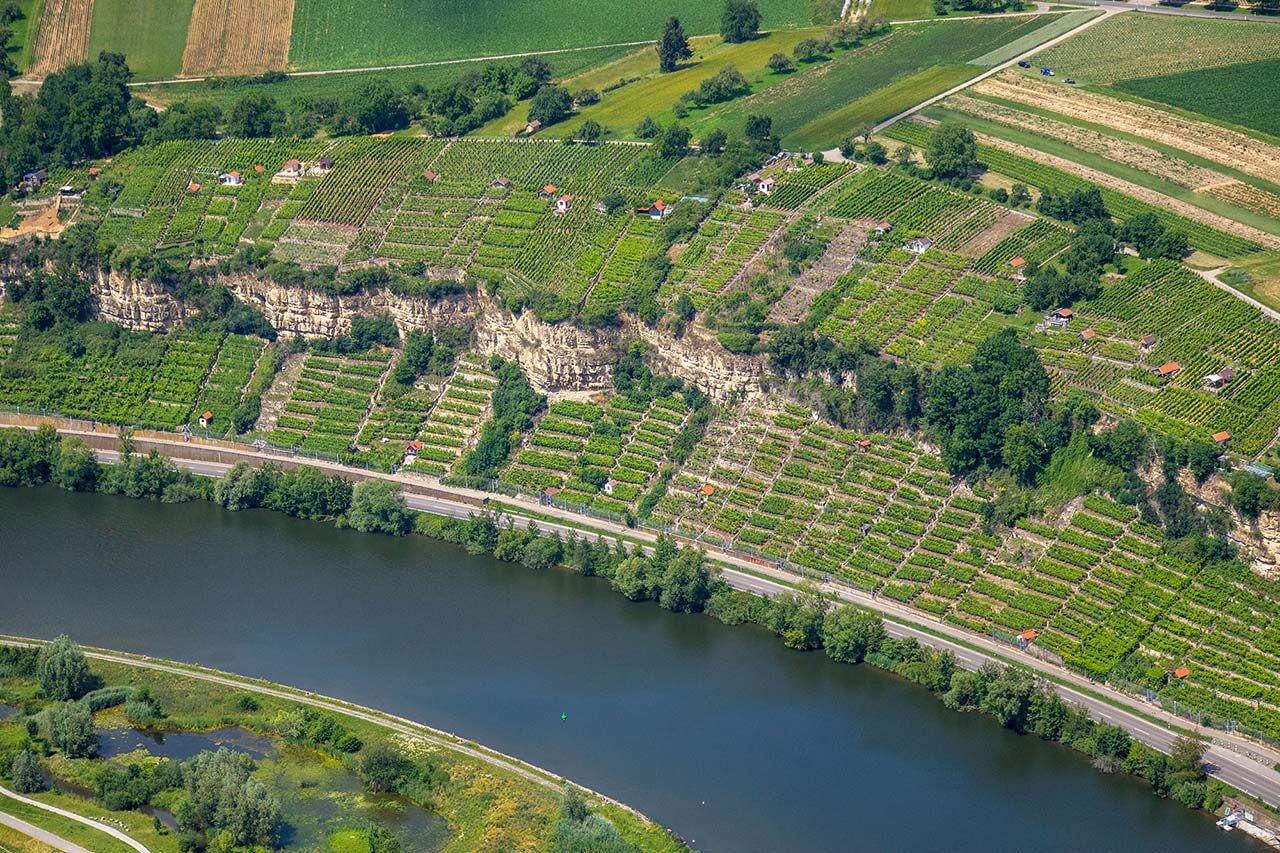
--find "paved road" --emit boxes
[0,809,92,853]
[86,445,1280,808]
[0,787,148,853]
[1067,0,1280,22]
[871,6,1117,133]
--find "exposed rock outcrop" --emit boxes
[84,267,765,402]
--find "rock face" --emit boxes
[86,268,765,402]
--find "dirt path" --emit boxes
[768,221,866,323]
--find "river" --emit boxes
[0,488,1256,852]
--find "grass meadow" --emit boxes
[1116,58,1280,139]
[86,0,195,80]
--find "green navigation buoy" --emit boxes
[560,712,567,721]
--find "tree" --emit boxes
[1002,422,1047,484]
[700,128,727,154]
[52,436,100,491]
[42,701,96,757]
[344,479,412,535]
[1168,735,1207,779]
[658,548,712,612]
[600,191,628,214]
[528,85,573,126]
[721,0,762,42]
[10,749,43,794]
[979,666,1035,729]
[181,749,281,847]
[562,785,589,823]
[655,122,691,158]
[863,141,887,164]
[657,17,693,72]
[360,743,412,793]
[367,823,402,853]
[0,2,24,24]
[1186,441,1219,483]
[1010,183,1032,206]
[349,77,408,133]
[578,119,603,143]
[1152,229,1189,260]
[227,93,283,138]
[792,38,831,62]
[611,556,653,601]
[767,52,794,73]
[821,607,885,663]
[743,113,778,153]
[214,461,268,511]
[635,116,661,139]
[925,122,978,183]
[37,634,90,701]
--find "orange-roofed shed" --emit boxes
[1173,667,1190,679]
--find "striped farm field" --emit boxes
[86,0,195,80]
[181,0,295,76]
[27,0,93,77]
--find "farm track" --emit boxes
[181,0,295,77]
[27,0,93,78]
[768,222,866,324]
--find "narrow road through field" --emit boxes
[53,438,1280,811]
[871,6,1119,133]
[0,788,148,853]
[1195,266,1280,321]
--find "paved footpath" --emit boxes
[0,787,148,853]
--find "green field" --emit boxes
[8,0,43,74]
[288,0,818,70]
[723,14,1068,148]
[133,43,638,111]
[86,0,195,81]
[1116,58,1280,138]
[1031,12,1280,84]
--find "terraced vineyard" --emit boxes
[823,170,1003,252]
[0,329,263,430]
[265,351,393,454]
[191,335,270,432]
[403,355,499,477]
[501,392,694,516]
[663,205,789,310]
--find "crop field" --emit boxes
[0,329,265,429]
[264,350,392,454]
[884,120,1265,259]
[402,355,498,476]
[822,169,1004,250]
[975,74,1280,189]
[85,0,195,80]
[181,0,295,76]
[1115,59,1280,139]
[28,0,93,76]
[1031,13,1280,84]
[718,15,1069,149]
[288,0,812,71]
[501,391,694,516]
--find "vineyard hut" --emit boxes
[603,478,617,496]
[254,164,265,173]
[758,177,776,194]
[649,199,667,219]
[857,439,872,450]
[525,119,542,135]
[187,182,201,193]
[492,176,511,188]
[19,169,46,191]
[874,221,892,234]
[1047,307,1073,326]
[423,169,439,182]
[277,159,302,178]
[1172,666,1191,679]
[1212,430,1231,445]
[87,167,100,179]
[556,194,573,213]
[58,185,79,197]
[1139,334,1157,351]
[595,200,608,214]
[539,184,557,198]
[699,484,715,497]
[1202,367,1235,390]
[312,156,334,174]
[1152,361,1181,378]
[903,236,933,254]
[199,411,213,428]
[218,171,243,186]
[1079,328,1098,343]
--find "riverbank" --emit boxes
[0,637,690,853]
[4,416,1280,817]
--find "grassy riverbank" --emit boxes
[0,639,691,853]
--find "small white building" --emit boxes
[274,159,302,180]
[556,194,573,213]
[758,177,776,194]
[218,171,243,186]
[903,236,933,254]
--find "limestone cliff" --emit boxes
[84,268,764,402]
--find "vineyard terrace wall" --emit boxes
[80,265,767,403]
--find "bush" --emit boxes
[37,635,90,701]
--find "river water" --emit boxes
[0,488,1255,852]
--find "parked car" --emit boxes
[1065,78,1076,85]
[1017,60,1031,68]
[1040,67,1054,76]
